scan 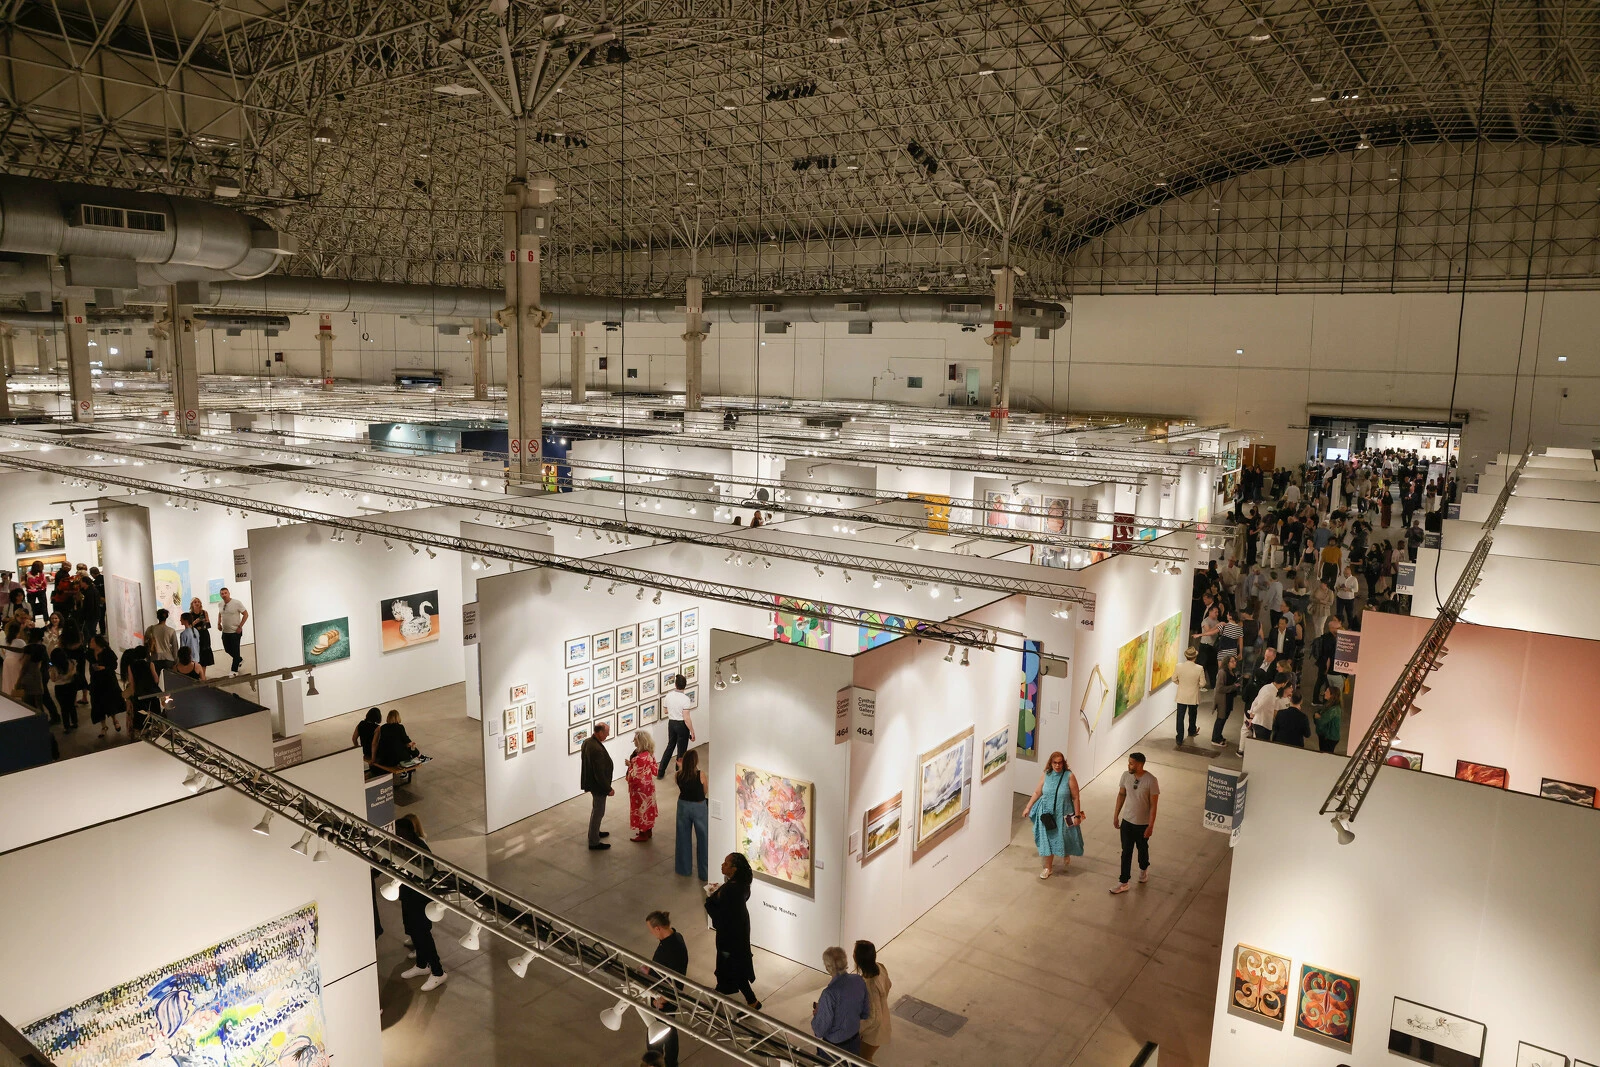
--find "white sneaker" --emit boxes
[400,965,430,979]
[1139,869,1149,884]
[1110,882,1130,895]
[402,937,414,948]
[420,973,448,991]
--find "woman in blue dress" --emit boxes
[1024,750,1084,879]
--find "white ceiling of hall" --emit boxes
[4,0,1593,295]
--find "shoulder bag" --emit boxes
[1038,772,1065,834]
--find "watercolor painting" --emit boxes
[617,624,637,651]
[1017,639,1041,759]
[861,793,902,861]
[981,726,1010,781]
[568,697,590,725]
[638,700,659,726]
[1230,944,1291,1026]
[1115,632,1149,720]
[592,630,614,657]
[153,559,192,613]
[916,727,974,852]
[565,636,590,667]
[734,763,815,891]
[679,607,698,634]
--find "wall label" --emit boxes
[1333,631,1360,674]
[1203,765,1247,844]
[760,900,798,919]
[232,547,250,582]
[1394,563,1416,594]
[462,601,480,646]
[836,686,877,744]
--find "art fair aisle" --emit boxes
[303,683,1241,1066]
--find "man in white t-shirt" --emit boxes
[218,587,249,673]
[655,674,696,780]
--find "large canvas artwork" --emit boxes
[1148,613,1183,691]
[1115,633,1149,720]
[13,518,65,555]
[106,574,144,652]
[300,617,351,665]
[1387,997,1485,1067]
[733,763,815,891]
[153,559,192,612]
[916,727,974,853]
[23,903,330,1067]
[1294,963,1359,1051]
[861,793,901,861]
[1016,640,1041,760]
[773,596,831,651]
[858,611,911,652]
[1230,944,1291,1027]
[983,490,1038,531]
[379,590,439,652]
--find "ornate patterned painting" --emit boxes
[24,904,330,1067]
[1294,962,1359,1050]
[773,596,831,651]
[1016,640,1041,759]
[1230,943,1290,1027]
[1115,632,1149,720]
[734,763,814,891]
[1148,613,1183,691]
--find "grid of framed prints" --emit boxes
[560,608,702,739]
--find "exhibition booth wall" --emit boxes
[1409,547,1600,641]
[1439,519,1600,566]
[1458,492,1600,531]
[1211,742,1600,1065]
[1349,613,1600,806]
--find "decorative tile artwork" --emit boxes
[734,763,815,891]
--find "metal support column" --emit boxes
[569,320,585,402]
[502,175,554,484]
[0,327,12,418]
[987,267,1016,429]
[169,287,201,436]
[317,313,336,392]
[63,297,93,422]
[684,276,705,411]
[470,318,489,401]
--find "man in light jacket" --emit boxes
[1173,646,1205,746]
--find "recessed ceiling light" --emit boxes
[1308,83,1328,103]
[826,19,850,44]
[1248,18,1272,42]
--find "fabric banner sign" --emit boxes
[1204,765,1247,842]
[1333,631,1361,674]
[1394,563,1416,594]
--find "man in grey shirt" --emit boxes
[1110,753,1160,895]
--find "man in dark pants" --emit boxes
[218,587,248,673]
[655,674,695,779]
[643,910,688,1067]
[580,722,614,850]
[1109,753,1160,895]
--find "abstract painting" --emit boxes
[857,611,911,652]
[1294,963,1359,1051]
[679,607,698,634]
[24,904,329,1067]
[378,589,439,652]
[1455,761,1508,789]
[106,574,144,652]
[773,596,831,650]
[916,727,974,853]
[1540,778,1598,807]
[565,636,590,667]
[1385,747,1424,771]
[734,763,815,891]
[153,559,192,613]
[1387,997,1485,1066]
[300,617,350,665]
[12,518,64,555]
[861,793,902,862]
[1115,632,1149,720]
[568,697,590,725]
[1230,944,1291,1027]
[1017,640,1041,759]
[981,726,1010,781]
[1149,613,1183,692]
[568,722,591,753]
[1516,1044,1569,1067]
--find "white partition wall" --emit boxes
[1411,547,1600,641]
[98,499,157,654]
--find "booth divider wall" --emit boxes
[0,469,103,576]
[98,499,157,654]
[1410,547,1600,641]
[134,489,256,647]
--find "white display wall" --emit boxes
[0,469,103,577]
[1212,742,1600,1065]
[133,489,257,647]
[98,499,157,653]
[1458,492,1600,531]
[1410,547,1600,641]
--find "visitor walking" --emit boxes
[811,946,870,1056]
[642,910,687,1067]
[854,941,892,1062]
[655,674,695,779]
[581,721,615,849]
[48,647,81,731]
[394,814,447,990]
[1110,753,1159,895]
[674,748,709,880]
[705,853,760,1008]
[1335,566,1359,627]
[120,642,160,736]
[1023,750,1084,879]
[1173,646,1204,744]
[217,587,248,673]
[627,731,660,842]
[1211,654,1241,748]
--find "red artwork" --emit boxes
[1294,963,1359,1049]
[1455,760,1508,789]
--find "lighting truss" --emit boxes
[1319,453,1528,826]
[138,712,873,1067]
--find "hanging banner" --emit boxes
[462,601,480,646]
[1078,592,1096,631]
[835,686,876,744]
[1204,766,1247,843]
[1395,563,1417,594]
[1333,631,1361,674]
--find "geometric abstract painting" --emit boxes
[1230,943,1291,1027]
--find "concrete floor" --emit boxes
[302,680,1249,1067]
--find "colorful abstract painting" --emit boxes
[1230,944,1291,1027]
[153,559,192,613]
[1454,760,1508,789]
[1294,963,1359,1050]
[861,793,901,861]
[916,727,974,853]
[1016,640,1041,759]
[734,763,815,891]
[1148,613,1183,691]
[24,903,330,1067]
[300,617,351,665]
[858,611,911,652]
[1384,747,1424,771]
[773,596,831,651]
[1115,632,1149,720]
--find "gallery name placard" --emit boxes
[835,686,876,744]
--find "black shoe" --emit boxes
[598,831,610,838]
[589,842,611,850]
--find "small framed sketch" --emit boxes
[682,661,697,680]
[568,722,591,753]
[638,700,659,726]
[616,653,637,680]
[659,669,677,692]
[567,667,590,695]
[617,682,638,707]
[660,615,678,639]
[640,647,658,671]
[639,619,659,644]
[568,697,590,725]
[1516,1044,1569,1067]
[592,714,615,741]
[510,682,529,702]
[683,685,699,710]
[523,727,537,749]
[505,731,520,758]
[564,637,589,668]
[1388,997,1484,1067]
[679,607,698,634]
[594,660,614,686]
[660,640,679,666]
[639,676,658,699]
[594,688,616,715]
[521,702,537,726]
[592,629,616,658]
[617,624,638,651]
[618,707,637,732]
[680,634,698,659]
[503,707,519,733]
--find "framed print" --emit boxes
[1385,746,1424,771]
[682,685,698,710]
[510,683,529,702]
[660,640,679,666]
[12,518,64,556]
[680,634,698,660]
[567,667,590,695]
[660,669,677,693]
[639,647,658,671]
[521,702,537,725]
[915,727,974,853]
[301,617,351,665]
[568,697,591,725]
[594,688,615,715]
[505,730,520,757]
[592,714,615,740]
[639,619,659,644]
[1517,1045,1569,1067]
[616,653,637,679]
[639,676,658,699]
[861,793,902,862]
[734,763,814,890]
[679,607,698,634]
[980,726,1009,782]
[638,700,659,726]
[1294,963,1359,1051]
[617,624,638,651]
[592,630,615,658]
[503,707,519,733]
[617,682,637,707]
[523,727,537,749]
[1387,997,1485,1066]
[1540,778,1598,807]
[564,636,590,667]
[617,707,636,732]
[682,661,697,680]
[660,615,678,639]
[568,722,591,753]
[1455,760,1508,789]
[379,590,440,651]
[1230,944,1291,1028]
[594,660,614,686]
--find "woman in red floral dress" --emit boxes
[626,731,660,842]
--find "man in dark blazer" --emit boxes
[580,722,614,850]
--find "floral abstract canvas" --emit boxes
[734,763,814,891]
[1149,612,1183,691]
[1230,943,1291,1026]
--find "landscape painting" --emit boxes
[1115,632,1149,720]
[1294,963,1359,1051]
[301,616,351,665]
[1230,943,1291,1027]
[916,727,974,852]
[981,726,1009,781]
[861,793,902,861]
[1540,778,1597,807]
[13,518,64,556]
[1149,613,1183,691]
[734,763,815,891]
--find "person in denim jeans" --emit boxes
[674,747,709,881]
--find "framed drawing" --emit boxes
[1294,963,1359,1051]
[379,589,440,651]
[1148,612,1183,691]
[616,653,638,679]
[592,629,615,657]
[617,682,637,707]
[301,617,351,665]
[523,727,536,749]
[1017,640,1041,760]
[1540,778,1598,807]
[1516,1045,1569,1067]
[510,683,529,702]
[1079,663,1110,736]
[617,707,637,732]
[565,636,590,667]
[568,697,590,725]
[1385,747,1424,771]
[640,647,658,671]
[915,727,974,853]
[660,614,678,639]
[682,685,698,709]
[981,726,1009,782]
[594,660,614,686]
[594,688,615,715]
[679,607,698,634]
[682,661,697,680]
[1114,632,1149,719]
[639,619,659,644]
[521,702,537,725]
[680,634,698,660]
[1455,760,1508,789]
[1229,944,1291,1027]
[638,700,659,726]
[1387,997,1485,1066]
[660,640,679,666]
[639,676,658,699]
[503,707,519,733]
[568,722,591,753]
[659,669,676,692]
[505,730,520,757]
[617,624,638,651]
[861,793,902,861]
[567,667,590,695]
[734,763,815,891]
[592,714,615,740]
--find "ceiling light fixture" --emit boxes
[290,830,314,857]
[825,18,850,44]
[1358,133,1373,150]
[251,811,273,836]
[1248,17,1272,42]
[1309,83,1328,103]
[509,949,536,977]
[960,648,970,667]
[730,662,741,684]
[379,877,402,901]
[944,644,955,663]
[714,669,727,691]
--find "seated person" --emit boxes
[373,709,423,769]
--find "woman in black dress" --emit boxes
[704,852,760,1009]
[120,643,160,737]
[188,597,215,671]
[87,635,124,737]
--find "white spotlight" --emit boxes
[714,670,727,691]
[290,830,314,856]
[730,662,741,684]
[652,590,662,605]
[312,844,330,863]
[379,877,402,901]
[814,565,825,578]
[929,585,940,598]
[1331,815,1355,845]
[408,544,419,555]
[636,587,645,601]
[508,948,536,977]
[600,997,631,1030]
[943,644,955,663]
[182,768,207,792]
[251,811,274,836]
[953,588,963,603]
[872,575,882,588]
[459,923,482,951]
[584,577,594,590]
[640,1006,672,1044]
[424,900,447,922]
[426,548,437,559]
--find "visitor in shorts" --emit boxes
[217,587,248,673]
[1110,753,1159,895]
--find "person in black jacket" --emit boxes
[1312,618,1342,695]
[373,709,419,767]
[393,814,447,990]
[643,910,688,1067]
[581,722,615,849]
[1271,688,1312,749]
[1210,654,1241,748]
[352,707,382,761]
[705,853,760,1008]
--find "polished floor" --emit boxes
[302,682,1250,1067]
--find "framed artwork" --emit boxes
[1455,760,1508,789]
[505,730,520,757]
[617,624,638,651]
[1387,997,1485,1066]
[592,714,615,740]
[858,610,910,652]
[301,617,351,665]
[592,629,615,657]
[639,676,658,699]
[1230,944,1291,1027]
[639,619,659,644]
[915,727,974,853]
[1517,1045,1569,1067]
[523,727,537,749]
[153,559,192,612]
[503,707,519,733]
[568,722,591,753]
[660,615,678,639]
[640,647,658,671]
[106,574,143,652]
[681,634,698,660]
[17,550,66,574]
[521,702,537,725]
[594,689,615,715]
[1041,496,1072,534]
[1017,640,1041,760]
[1294,963,1359,1051]
[1149,613,1183,691]
[568,697,590,725]
[379,589,440,651]
[638,700,659,726]
[981,726,1010,781]
[682,661,697,680]
[1540,778,1598,807]
[618,707,637,732]
[734,763,815,891]
[617,682,637,707]
[861,793,902,861]
[510,683,529,702]
[660,640,679,666]
[773,595,831,650]
[616,653,637,679]
[565,636,590,667]
[1385,747,1424,771]
[207,578,226,605]
[679,607,698,634]
[682,685,698,710]
[567,667,590,695]
[1115,632,1149,719]
[594,660,614,686]
[22,905,328,1067]
[12,518,64,555]
[1079,664,1110,736]
[659,669,676,692]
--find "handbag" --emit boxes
[1038,772,1066,834]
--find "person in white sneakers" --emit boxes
[394,814,447,990]
[1110,753,1159,895]
[1173,647,1205,745]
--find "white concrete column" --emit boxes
[502,176,554,484]
[152,320,172,382]
[169,288,201,436]
[35,329,54,373]
[569,320,586,403]
[470,318,489,401]
[317,313,337,391]
[63,297,93,422]
[988,266,1016,429]
[684,276,705,411]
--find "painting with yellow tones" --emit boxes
[1149,613,1183,692]
[1114,632,1148,720]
